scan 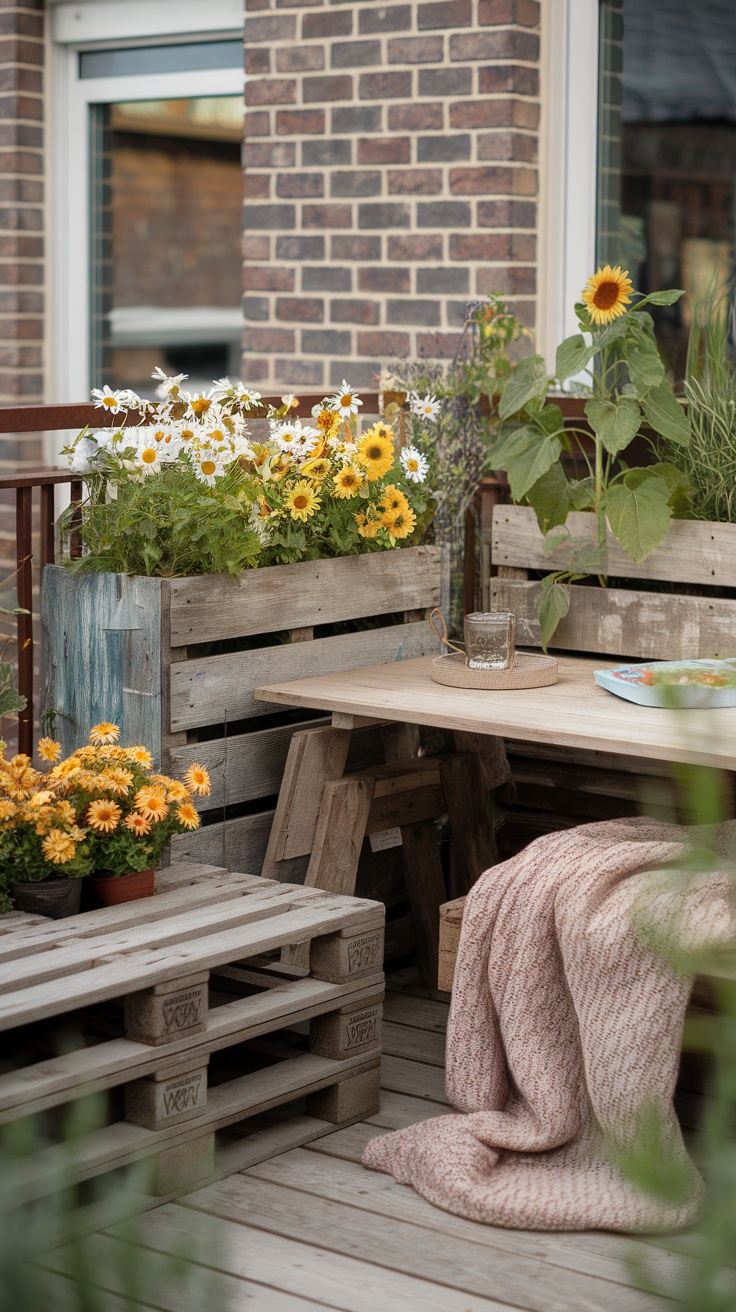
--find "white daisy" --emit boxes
[192,449,224,486]
[272,419,307,453]
[409,392,441,421]
[135,436,163,475]
[91,385,127,415]
[235,384,261,406]
[209,378,235,402]
[68,436,99,473]
[281,393,298,410]
[400,445,429,483]
[152,367,188,399]
[93,427,124,452]
[329,381,362,418]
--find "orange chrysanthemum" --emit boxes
[86,798,122,832]
[184,764,211,797]
[42,828,77,865]
[126,746,153,769]
[176,802,200,831]
[89,722,121,746]
[125,810,152,837]
[37,737,62,763]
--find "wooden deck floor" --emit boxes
[45,971,687,1312]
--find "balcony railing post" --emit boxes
[40,483,55,570]
[15,485,33,757]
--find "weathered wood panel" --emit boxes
[168,717,330,810]
[170,621,438,732]
[168,546,442,646]
[492,505,736,588]
[492,578,736,661]
[170,811,276,871]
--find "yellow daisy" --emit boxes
[300,456,331,481]
[37,737,61,763]
[381,505,417,539]
[134,785,168,821]
[86,798,122,832]
[581,265,634,325]
[184,764,211,797]
[176,802,200,831]
[380,485,410,515]
[355,512,382,539]
[357,429,394,481]
[125,810,152,837]
[42,828,77,864]
[89,722,120,746]
[333,467,363,499]
[285,481,321,522]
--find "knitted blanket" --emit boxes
[364,817,736,1232]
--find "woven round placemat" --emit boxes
[431,650,558,690]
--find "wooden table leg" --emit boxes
[262,724,351,879]
[440,752,500,899]
[305,776,375,895]
[400,817,446,992]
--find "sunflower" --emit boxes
[37,737,61,763]
[357,429,394,481]
[86,798,122,833]
[42,828,77,865]
[125,810,152,837]
[371,421,394,443]
[300,456,331,481]
[355,512,382,539]
[333,467,363,499]
[89,722,120,746]
[285,481,321,522]
[184,764,211,797]
[581,265,634,326]
[381,505,417,539]
[126,746,153,769]
[176,802,200,831]
[379,485,410,515]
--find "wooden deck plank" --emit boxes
[382,1018,446,1066]
[379,1051,448,1102]
[383,991,450,1033]
[183,1173,666,1312]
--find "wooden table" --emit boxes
[256,653,736,772]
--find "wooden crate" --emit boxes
[41,547,444,870]
[0,862,385,1206]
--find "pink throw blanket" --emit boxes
[364,818,736,1231]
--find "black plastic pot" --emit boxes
[9,876,83,919]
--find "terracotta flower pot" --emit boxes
[90,868,155,906]
[9,876,83,919]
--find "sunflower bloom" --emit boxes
[86,798,122,832]
[380,485,410,515]
[581,265,634,326]
[184,764,211,797]
[300,456,331,481]
[125,810,152,837]
[333,467,363,499]
[357,429,394,481]
[37,737,62,763]
[89,722,120,746]
[176,802,200,831]
[381,505,417,539]
[42,828,78,864]
[285,481,320,522]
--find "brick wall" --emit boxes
[242,0,541,391]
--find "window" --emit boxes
[597,0,736,377]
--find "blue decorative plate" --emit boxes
[594,659,736,708]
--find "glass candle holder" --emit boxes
[464,612,516,670]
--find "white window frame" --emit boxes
[48,1,245,411]
[538,0,600,370]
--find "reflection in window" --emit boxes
[89,96,244,396]
[597,0,736,379]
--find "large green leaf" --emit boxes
[635,288,686,309]
[537,577,571,652]
[536,403,565,436]
[641,382,689,445]
[627,341,665,396]
[498,355,549,420]
[585,396,642,456]
[606,475,672,562]
[524,462,572,534]
[504,429,563,502]
[556,334,591,382]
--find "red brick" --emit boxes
[303,203,352,228]
[479,64,539,96]
[512,232,537,259]
[477,266,537,295]
[418,0,472,26]
[0,12,43,39]
[449,99,537,130]
[277,172,324,197]
[450,166,514,194]
[243,357,269,382]
[357,136,410,165]
[244,111,270,138]
[245,48,271,75]
[331,169,381,197]
[387,234,443,260]
[276,45,324,73]
[244,141,295,168]
[359,5,412,33]
[359,71,412,100]
[244,267,295,292]
[303,9,353,38]
[0,38,42,66]
[416,332,462,358]
[303,75,353,103]
[245,79,296,107]
[450,30,539,61]
[330,298,380,324]
[359,266,411,293]
[276,109,325,135]
[388,169,442,194]
[244,13,297,41]
[478,131,538,162]
[276,297,324,322]
[242,235,271,261]
[332,39,381,67]
[243,327,295,353]
[0,94,42,122]
[245,174,270,199]
[478,198,537,227]
[388,103,443,132]
[479,0,540,25]
[332,234,381,260]
[450,233,511,260]
[512,167,537,196]
[387,36,444,63]
[358,331,410,356]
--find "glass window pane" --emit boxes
[79,41,244,79]
[89,96,244,396]
[597,0,736,378]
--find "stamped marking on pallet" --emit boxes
[163,1071,206,1117]
[348,932,382,974]
[162,988,204,1035]
[344,1006,380,1049]
[125,1064,208,1130]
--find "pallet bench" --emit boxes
[0,862,385,1208]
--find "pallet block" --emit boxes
[0,863,385,1207]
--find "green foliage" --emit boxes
[488,278,689,642]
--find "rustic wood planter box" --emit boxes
[42,546,443,871]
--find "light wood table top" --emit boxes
[256,653,736,771]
